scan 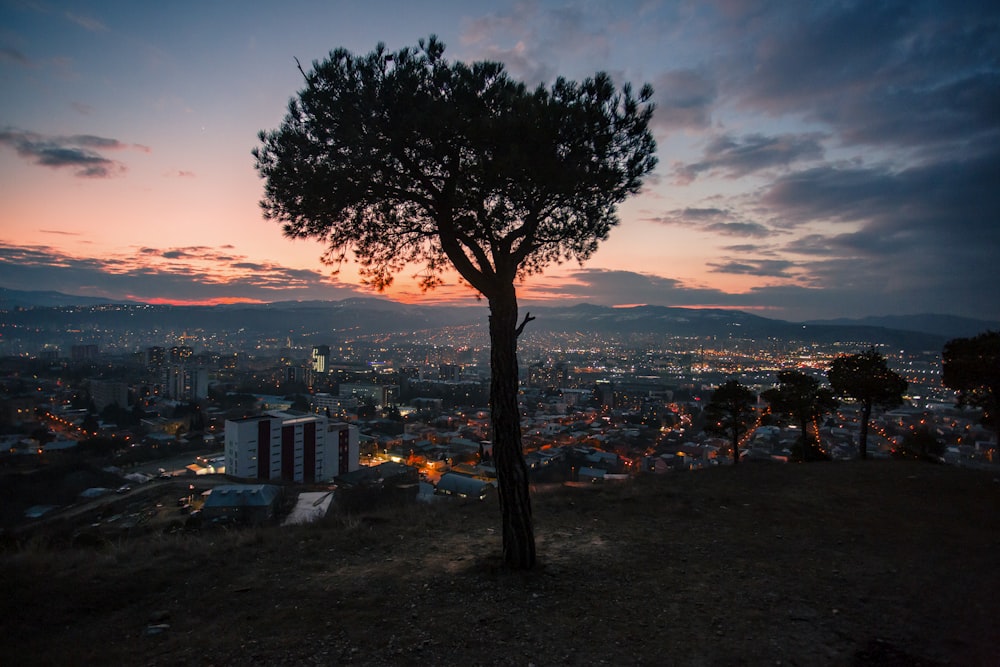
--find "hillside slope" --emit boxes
[2,461,998,666]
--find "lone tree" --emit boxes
[703,379,757,464]
[942,330,1000,450]
[827,347,907,460]
[762,370,838,461]
[253,37,657,569]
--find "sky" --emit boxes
[1,0,998,322]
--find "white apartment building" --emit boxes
[225,411,359,484]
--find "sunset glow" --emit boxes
[2,1,997,321]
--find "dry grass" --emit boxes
[2,461,998,666]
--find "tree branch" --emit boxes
[515,312,535,337]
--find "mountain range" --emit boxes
[2,288,996,351]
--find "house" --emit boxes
[434,472,493,500]
[201,484,282,524]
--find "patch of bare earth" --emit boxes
[1,461,997,665]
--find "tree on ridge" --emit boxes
[253,37,657,569]
[703,379,757,465]
[762,370,838,461]
[827,347,907,460]
[942,330,1000,453]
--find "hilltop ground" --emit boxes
[1,461,998,666]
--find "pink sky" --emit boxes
[2,1,997,321]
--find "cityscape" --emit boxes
[2,294,996,534]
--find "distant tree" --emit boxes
[288,394,310,412]
[703,379,757,464]
[942,331,1000,448]
[827,348,907,460]
[762,370,838,461]
[254,37,656,569]
[894,427,944,462]
[80,414,100,437]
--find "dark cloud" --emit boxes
[0,128,129,178]
[707,258,799,278]
[721,1,1000,156]
[0,243,367,303]
[523,264,996,322]
[651,206,777,239]
[675,132,825,183]
[0,46,30,65]
[762,152,1000,247]
[651,68,717,130]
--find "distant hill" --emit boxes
[5,288,990,350]
[804,313,999,340]
[0,288,134,308]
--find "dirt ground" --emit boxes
[2,460,998,666]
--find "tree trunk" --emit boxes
[488,286,536,569]
[799,416,810,461]
[731,425,740,465]
[859,401,872,460]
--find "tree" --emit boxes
[942,331,1000,449]
[254,38,657,569]
[827,348,907,460]
[762,370,838,461]
[894,427,944,462]
[703,380,757,465]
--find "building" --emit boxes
[311,345,331,373]
[339,382,399,408]
[311,392,358,416]
[224,411,359,484]
[89,379,128,411]
[166,365,210,400]
[201,484,282,524]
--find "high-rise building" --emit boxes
[90,379,128,411]
[145,346,165,370]
[166,365,209,400]
[224,411,359,483]
[311,345,331,373]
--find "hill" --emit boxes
[7,289,995,351]
[1,461,997,665]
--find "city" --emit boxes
[2,299,995,536]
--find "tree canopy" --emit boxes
[254,37,657,569]
[762,370,838,461]
[703,379,757,465]
[827,348,907,459]
[254,36,657,298]
[942,330,1000,444]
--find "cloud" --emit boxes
[64,12,108,32]
[650,68,716,131]
[0,46,31,66]
[718,1,1000,156]
[0,243,368,304]
[0,128,135,178]
[458,1,615,85]
[650,206,777,239]
[674,132,825,183]
[707,258,799,279]
[521,264,997,322]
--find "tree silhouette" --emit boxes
[254,37,657,569]
[703,379,757,464]
[762,370,838,461]
[942,330,1000,449]
[827,348,907,460]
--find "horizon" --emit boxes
[5,286,999,331]
[2,2,998,321]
